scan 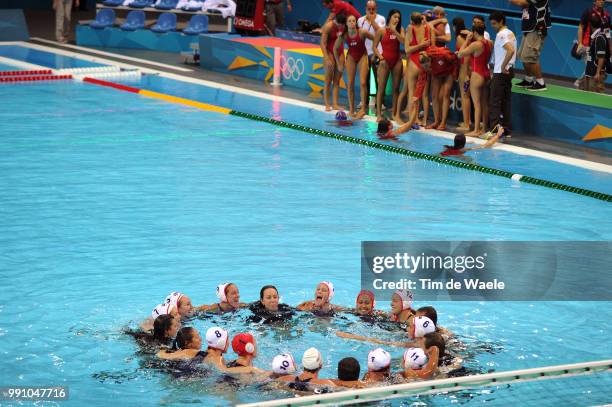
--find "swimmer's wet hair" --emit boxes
[174,327,197,350]
[377,119,391,135]
[260,285,278,300]
[335,13,347,25]
[338,357,360,381]
[417,306,438,325]
[153,314,175,341]
[424,332,446,366]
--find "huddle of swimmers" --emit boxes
[132,283,457,393]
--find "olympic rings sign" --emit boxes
[280,56,305,81]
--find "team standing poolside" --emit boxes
[131,282,460,395]
[319,3,515,158]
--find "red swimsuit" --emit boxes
[408,24,431,70]
[327,24,345,58]
[471,40,492,79]
[346,30,367,62]
[381,28,401,68]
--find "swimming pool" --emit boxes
[0,46,611,406]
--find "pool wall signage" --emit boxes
[361,241,612,301]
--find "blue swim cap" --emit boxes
[335,111,348,121]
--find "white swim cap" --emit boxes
[272,353,297,375]
[403,347,428,370]
[394,289,413,311]
[151,291,183,318]
[319,281,335,301]
[302,347,323,370]
[367,348,391,371]
[151,303,173,318]
[412,316,436,338]
[216,283,231,303]
[206,326,229,351]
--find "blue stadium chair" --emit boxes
[129,0,155,8]
[102,0,123,6]
[183,14,208,35]
[89,8,116,29]
[150,12,177,33]
[120,10,146,31]
[155,0,179,10]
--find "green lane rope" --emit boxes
[229,110,612,203]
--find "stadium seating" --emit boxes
[120,10,146,31]
[183,14,208,34]
[102,0,123,6]
[150,12,177,32]
[89,8,116,29]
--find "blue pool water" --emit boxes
[0,62,23,71]
[1,67,611,405]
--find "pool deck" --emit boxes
[24,37,612,167]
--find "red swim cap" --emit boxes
[356,290,376,309]
[232,333,255,356]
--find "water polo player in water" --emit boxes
[141,291,194,332]
[248,285,295,323]
[297,281,345,315]
[198,283,248,313]
[127,314,180,351]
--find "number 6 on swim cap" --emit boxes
[412,316,436,338]
[206,326,229,351]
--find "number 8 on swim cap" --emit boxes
[206,326,229,351]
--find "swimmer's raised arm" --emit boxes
[296,301,313,311]
[467,126,505,150]
[139,317,155,332]
[220,365,267,375]
[336,331,417,347]
[156,348,199,360]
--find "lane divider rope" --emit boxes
[82,77,612,203]
[0,69,53,76]
[0,74,72,82]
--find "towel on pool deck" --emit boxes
[182,0,202,10]
[202,0,236,18]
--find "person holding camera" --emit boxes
[510,0,551,91]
